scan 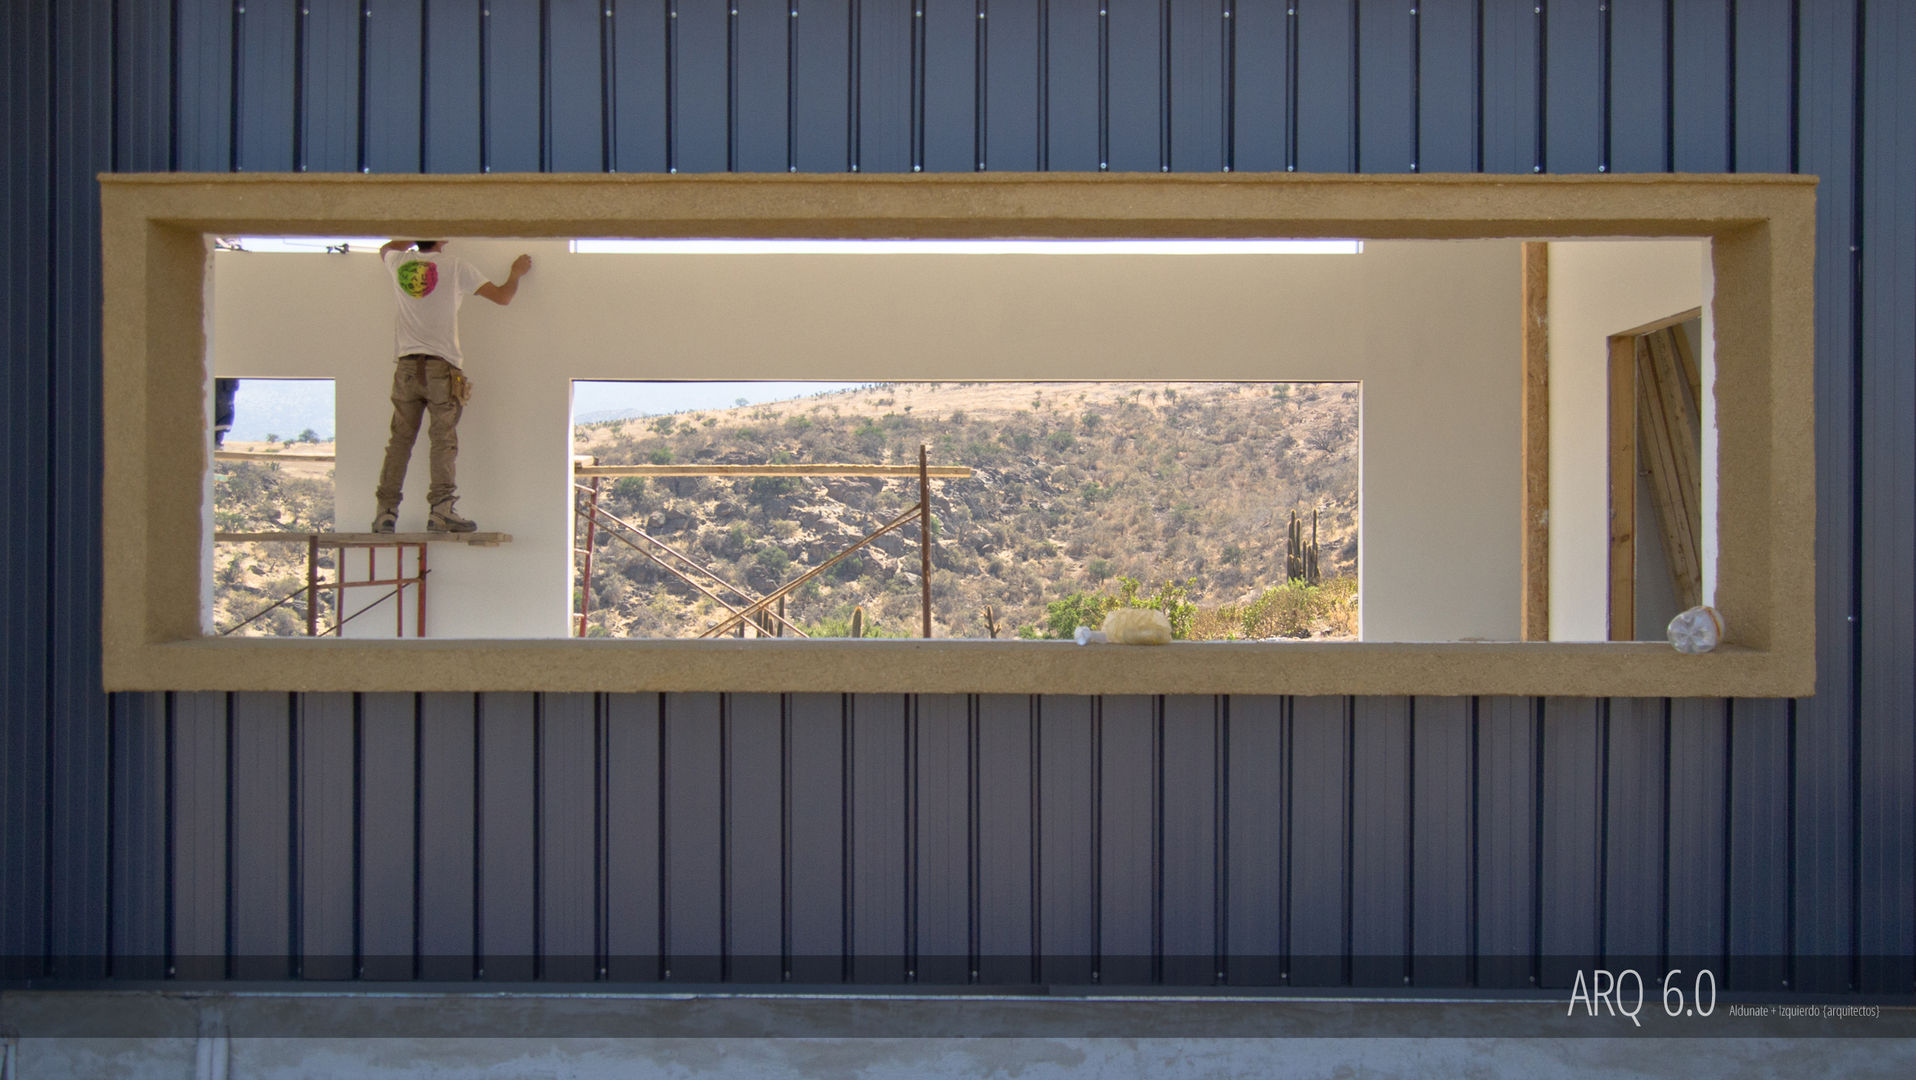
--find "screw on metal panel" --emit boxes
[913,164,921,171]
[1533,165,1543,172]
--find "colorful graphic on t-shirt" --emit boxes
[396,259,438,298]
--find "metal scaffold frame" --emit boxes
[572,445,970,640]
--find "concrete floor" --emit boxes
[5,992,1913,1078]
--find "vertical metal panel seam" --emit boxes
[1341,695,1354,984]
[839,692,852,982]
[1151,696,1164,983]
[1662,0,1675,171]
[967,694,980,981]
[1213,695,1227,982]
[222,694,234,977]
[168,0,182,168]
[293,0,308,169]
[1409,0,1422,171]
[1157,0,1170,171]
[1788,0,1802,170]
[1785,698,1799,988]
[1347,0,1360,172]
[1597,0,1610,172]
[417,0,429,171]
[973,0,985,169]
[656,693,668,976]
[718,693,731,979]
[1284,3,1297,170]
[908,0,923,171]
[726,1,738,172]
[1220,0,1234,172]
[470,696,483,977]
[1597,697,1611,962]
[104,694,118,972]
[227,0,241,169]
[38,0,59,980]
[846,0,859,171]
[1037,0,1050,170]
[1532,0,1545,172]
[785,0,797,172]
[1721,698,1734,974]
[356,1,370,171]
[600,2,615,172]
[539,0,551,171]
[531,693,544,979]
[1467,696,1481,986]
[1089,694,1102,983]
[1658,697,1672,970]
[594,693,608,978]
[288,693,302,976]
[410,694,423,979]
[1846,0,1867,993]
[779,693,792,980]
[1027,694,1041,982]
[351,693,365,976]
[1278,695,1292,982]
[1529,697,1544,985]
[478,0,490,171]
[1472,0,1484,170]
[1725,0,1738,170]
[164,693,176,976]
[903,694,917,980]
[1097,0,1108,170]
[1405,696,1417,984]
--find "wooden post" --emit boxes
[306,534,319,636]
[1608,334,1639,640]
[1521,241,1551,641]
[416,543,428,638]
[919,444,932,639]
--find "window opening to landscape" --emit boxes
[571,380,1360,641]
[208,378,337,636]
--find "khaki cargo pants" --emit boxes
[374,354,466,510]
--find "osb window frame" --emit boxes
[99,172,1815,696]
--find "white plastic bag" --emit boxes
[1667,606,1724,654]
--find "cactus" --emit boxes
[850,605,865,640]
[1286,508,1322,586]
[981,605,1001,639]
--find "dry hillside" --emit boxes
[572,380,1358,640]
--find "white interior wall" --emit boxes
[1545,240,1713,641]
[210,239,1523,641]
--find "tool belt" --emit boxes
[399,353,473,404]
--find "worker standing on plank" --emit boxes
[369,239,532,533]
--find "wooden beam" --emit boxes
[1607,334,1637,641]
[1638,327,1703,609]
[1521,242,1550,641]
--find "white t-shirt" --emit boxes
[383,249,491,366]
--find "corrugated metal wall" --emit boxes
[4,0,1911,995]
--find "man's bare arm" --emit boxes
[474,254,534,306]
[379,239,411,256]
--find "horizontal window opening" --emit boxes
[571,380,1359,643]
[570,238,1364,256]
[216,237,388,254]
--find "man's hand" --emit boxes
[476,253,534,306]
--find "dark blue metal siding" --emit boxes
[4,0,1914,998]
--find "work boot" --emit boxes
[428,500,477,533]
[370,507,398,534]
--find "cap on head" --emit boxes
[416,240,444,252]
